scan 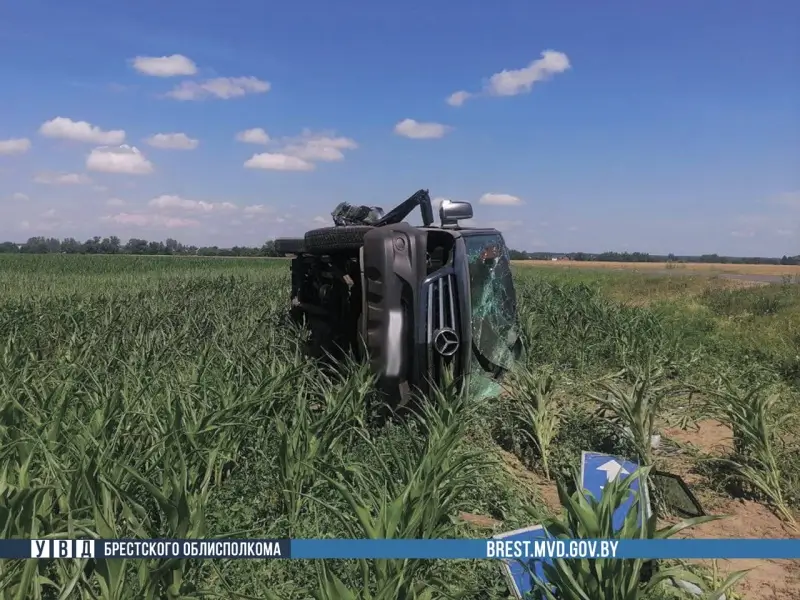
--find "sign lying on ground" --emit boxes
[494,451,651,598]
[493,524,551,599]
[580,451,651,530]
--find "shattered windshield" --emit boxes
[463,233,521,397]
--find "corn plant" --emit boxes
[704,376,797,528]
[528,467,748,600]
[588,355,680,467]
[310,379,486,599]
[505,367,561,480]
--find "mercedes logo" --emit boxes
[433,328,460,357]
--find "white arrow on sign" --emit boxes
[597,459,629,490]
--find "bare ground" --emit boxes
[474,425,800,600]
[661,419,800,599]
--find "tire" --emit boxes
[275,238,306,255]
[304,226,373,253]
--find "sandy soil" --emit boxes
[661,419,800,599]
[512,260,800,278]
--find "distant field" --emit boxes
[514,260,800,277]
[2,253,799,599]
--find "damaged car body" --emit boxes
[275,189,524,405]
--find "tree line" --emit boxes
[0,236,797,265]
[0,236,283,257]
[507,250,800,266]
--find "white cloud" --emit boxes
[106,198,125,207]
[446,91,471,107]
[281,130,358,162]
[87,145,153,174]
[39,117,125,144]
[236,128,270,144]
[0,138,31,155]
[11,192,29,201]
[485,50,570,97]
[312,215,328,224]
[102,212,200,228]
[244,153,314,171]
[730,230,756,238]
[34,172,92,185]
[243,204,270,214]
[42,208,56,218]
[131,54,197,77]
[166,76,270,100]
[479,193,523,206]
[145,132,199,150]
[776,229,793,236]
[242,129,357,170]
[148,194,237,212]
[447,50,570,105]
[393,119,451,139]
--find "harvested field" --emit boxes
[514,260,800,277]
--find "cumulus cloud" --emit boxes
[166,76,270,100]
[102,212,200,228]
[730,230,756,238]
[243,129,357,171]
[236,128,270,144]
[281,130,358,162]
[148,194,237,212]
[479,193,523,206]
[34,172,92,185]
[39,117,126,144]
[244,153,314,171]
[446,91,471,107]
[87,145,154,174]
[0,138,31,155]
[106,198,125,207]
[145,132,199,150]
[394,119,451,139]
[485,50,570,96]
[243,204,270,214]
[131,54,197,77]
[447,50,570,105]
[11,192,29,201]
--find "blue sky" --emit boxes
[0,0,797,255]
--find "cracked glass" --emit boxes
[462,233,522,398]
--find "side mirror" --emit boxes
[651,471,706,518]
[440,200,473,227]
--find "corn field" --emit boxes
[1,254,798,600]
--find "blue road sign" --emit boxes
[580,451,651,531]
[493,524,551,599]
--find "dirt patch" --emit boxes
[496,448,562,514]
[664,419,734,456]
[675,498,800,600]
[458,512,503,530]
[493,434,800,599]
